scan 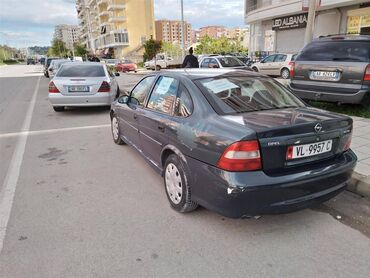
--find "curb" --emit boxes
[347,172,370,198]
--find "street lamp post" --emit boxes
[304,0,317,45]
[180,0,185,58]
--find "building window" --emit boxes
[114,33,129,43]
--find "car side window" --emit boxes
[147,76,179,114]
[264,55,275,63]
[175,85,193,117]
[208,58,219,68]
[275,54,287,62]
[201,58,210,68]
[130,76,156,105]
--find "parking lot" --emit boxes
[1,65,370,277]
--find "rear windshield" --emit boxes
[296,41,370,62]
[217,57,245,67]
[196,76,305,114]
[57,65,106,77]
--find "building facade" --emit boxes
[245,0,370,57]
[76,0,155,59]
[199,26,228,39]
[155,20,192,46]
[54,24,80,50]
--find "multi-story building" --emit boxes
[76,0,155,59]
[155,20,192,46]
[191,29,201,43]
[199,26,228,39]
[54,24,80,50]
[245,0,370,56]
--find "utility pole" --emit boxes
[304,0,317,45]
[180,0,185,59]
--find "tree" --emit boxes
[161,41,182,58]
[195,35,248,55]
[50,39,70,57]
[143,39,162,61]
[74,43,88,57]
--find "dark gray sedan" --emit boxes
[110,69,356,218]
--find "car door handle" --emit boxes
[158,125,165,132]
[133,114,138,119]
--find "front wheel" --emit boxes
[164,154,198,213]
[281,68,290,79]
[252,67,258,72]
[111,115,125,145]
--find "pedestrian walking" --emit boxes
[182,47,199,68]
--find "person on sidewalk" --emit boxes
[182,47,199,68]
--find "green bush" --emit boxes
[2,59,18,64]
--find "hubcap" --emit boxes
[165,163,183,204]
[112,117,119,141]
[282,70,289,79]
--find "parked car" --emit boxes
[116,59,137,73]
[199,55,250,70]
[103,59,120,67]
[251,53,297,79]
[110,69,356,218]
[235,56,251,66]
[48,62,120,112]
[48,59,71,79]
[289,35,370,109]
[26,58,35,65]
[44,57,60,77]
[144,53,182,70]
[39,57,46,65]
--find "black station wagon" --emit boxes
[110,69,357,218]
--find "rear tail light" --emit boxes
[364,64,370,81]
[289,61,295,78]
[343,133,352,151]
[98,81,111,92]
[217,140,262,172]
[286,146,294,160]
[48,81,60,93]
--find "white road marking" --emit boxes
[0,76,41,253]
[0,124,110,139]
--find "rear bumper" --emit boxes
[289,84,369,104]
[48,92,115,107]
[187,150,357,218]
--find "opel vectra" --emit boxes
[110,69,356,218]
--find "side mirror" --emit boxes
[118,96,129,104]
[115,72,120,77]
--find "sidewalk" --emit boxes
[348,117,370,197]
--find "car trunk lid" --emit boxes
[53,77,108,96]
[223,107,352,174]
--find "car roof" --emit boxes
[315,34,370,42]
[161,68,263,80]
[61,62,104,66]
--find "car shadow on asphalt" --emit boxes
[61,106,111,115]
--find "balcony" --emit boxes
[99,31,129,48]
[107,3,126,11]
[97,0,108,5]
[99,11,110,17]
[108,16,126,23]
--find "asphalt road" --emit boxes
[0,65,369,278]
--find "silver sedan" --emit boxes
[48,62,120,112]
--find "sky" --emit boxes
[0,0,245,48]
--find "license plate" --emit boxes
[287,140,332,160]
[310,71,340,81]
[68,86,89,92]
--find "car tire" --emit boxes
[164,154,198,213]
[156,65,161,71]
[111,115,125,145]
[281,68,290,79]
[252,67,259,72]
[53,106,65,112]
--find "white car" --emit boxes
[199,56,249,70]
[48,62,120,112]
[251,53,297,79]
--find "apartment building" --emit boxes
[54,24,80,50]
[199,26,228,39]
[76,0,155,59]
[245,0,370,56]
[155,20,192,46]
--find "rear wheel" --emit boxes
[111,115,125,145]
[252,67,258,72]
[164,154,198,213]
[53,106,64,112]
[281,68,290,79]
[156,65,161,71]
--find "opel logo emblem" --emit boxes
[314,123,322,133]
